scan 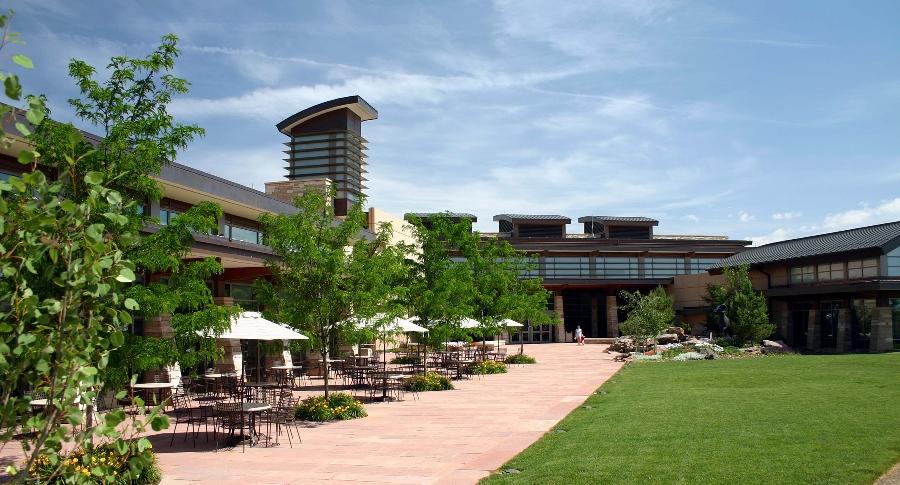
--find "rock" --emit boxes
[656,333,679,345]
[667,326,686,341]
[762,339,792,354]
[607,337,636,353]
[503,468,521,474]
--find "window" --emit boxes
[848,258,878,279]
[689,258,723,274]
[887,247,900,277]
[226,283,258,311]
[544,257,590,279]
[159,208,179,226]
[227,224,263,245]
[0,171,15,182]
[817,262,845,281]
[891,299,900,350]
[790,265,815,284]
[598,257,639,279]
[645,257,686,278]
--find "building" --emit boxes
[715,222,900,352]
[406,212,752,343]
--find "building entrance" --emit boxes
[562,290,608,338]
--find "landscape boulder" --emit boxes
[607,337,636,353]
[666,326,687,341]
[656,333,679,345]
[762,339,792,354]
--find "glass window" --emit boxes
[226,283,258,311]
[848,258,878,279]
[544,257,590,279]
[689,258,722,274]
[790,265,815,283]
[598,257,639,279]
[887,247,900,277]
[0,171,15,182]
[891,299,900,350]
[817,262,845,281]
[646,257,686,278]
[159,209,179,226]
[228,225,263,244]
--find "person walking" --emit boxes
[574,325,584,346]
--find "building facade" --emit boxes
[716,222,900,352]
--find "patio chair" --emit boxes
[169,392,205,447]
[261,390,301,448]
[213,401,252,453]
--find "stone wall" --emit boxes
[264,178,332,205]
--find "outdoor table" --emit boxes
[30,398,48,412]
[369,372,407,401]
[451,358,474,380]
[242,402,271,447]
[270,365,304,387]
[130,382,176,406]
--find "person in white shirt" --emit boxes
[574,326,584,345]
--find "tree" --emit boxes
[404,214,476,367]
[705,265,773,344]
[254,188,407,398]
[619,286,675,351]
[461,234,556,352]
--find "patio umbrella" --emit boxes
[201,311,308,382]
[500,319,523,354]
[356,315,427,401]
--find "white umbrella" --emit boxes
[459,317,483,329]
[501,318,523,328]
[355,315,427,401]
[200,312,308,383]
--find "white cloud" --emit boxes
[771,211,801,220]
[738,211,755,223]
[682,214,700,223]
[822,198,900,231]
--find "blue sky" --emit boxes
[11,0,900,243]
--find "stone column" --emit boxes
[870,307,894,352]
[553,290,566,342]
[606,295,619,338]
[836,303,850,352]
[143,314,172,338]
[212,297,239,373]
[806,308,819,350]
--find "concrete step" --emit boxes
[584,338,616,344]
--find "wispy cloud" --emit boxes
[771,211,802,220]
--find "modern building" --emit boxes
[715,222,900,352]
[407,212,752,343]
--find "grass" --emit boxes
[483,353,900,485]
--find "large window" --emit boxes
[790,265,815,284]
[847,258,878,279]
[159,208,179,226]
[689,258,722,274]
[0,170,15,182]
[817,262,845,281]
[597,257,639,279]
[226,283,258,311]
[645,257,686,278]
[891,299,900,350]
[887,247,900,277]
[544,257,590,279]
[227,224,264,245]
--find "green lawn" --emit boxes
[483,353,900,485]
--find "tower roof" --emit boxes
[276,95,377,134]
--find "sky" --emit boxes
[9,0,900,244]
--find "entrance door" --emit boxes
[819,301,841,350]
[790,302,811,349]
[850,299,874,350]
[510,323,553,344]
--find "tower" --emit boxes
[274,96,377,216]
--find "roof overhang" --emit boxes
[276,95,377,134]
[493,214,571,225]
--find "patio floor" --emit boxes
[154,343,621,484]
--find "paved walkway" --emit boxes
[152,343,621,484]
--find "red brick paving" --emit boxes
[5,344,622,484]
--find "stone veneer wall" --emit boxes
[264,178,333,205]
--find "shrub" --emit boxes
[504,354,537,364]
[28,443,162,484]
[295,393,367,422]
[390,355,421,365]
[673,351,706,361]
[470,360,508,375]
[402,372,454,392]
[659,346,688,359]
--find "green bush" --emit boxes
[389,355,421,365]
[28,443,162,484]
[470,360,508,375]
[659,346,688,359]
[504,354,537,364]
[402,372,454,392]
[295,392,367,422]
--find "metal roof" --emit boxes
[578,216,659,225]
[493,214,572,223]
[721,221,900,267]
[405,212,478,222]
[276,95,377,134]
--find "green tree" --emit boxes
[404,214,476,365]
[0,15,174,481]
[254,188,407,397]
[619,286,675,351]
[705,265,773,344]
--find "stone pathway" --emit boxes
[152,343,621,484]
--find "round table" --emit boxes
[130,382,176,407]
[243,402,271,446]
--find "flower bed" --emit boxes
[28,442,161,484]
[295,392,367,422]
[469,360,508,375]
[504,354,537,365]
[402,372,453,392]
